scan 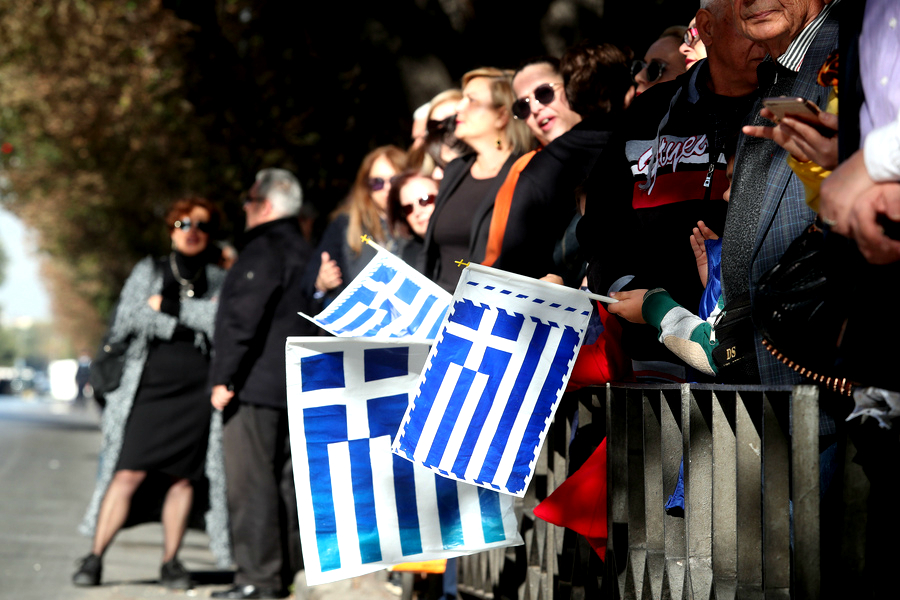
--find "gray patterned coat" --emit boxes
[78,255,233,568]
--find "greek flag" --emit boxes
[392,264,594,497]
[300,246,451,341]
[286,337,521,586]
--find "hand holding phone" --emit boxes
[761,96,835,138]
[745,96,839,167]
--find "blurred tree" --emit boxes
[0,237,7,287]
[0,0,207,350]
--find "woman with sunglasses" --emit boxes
[680,18,707,70]
[486,45,633,283]
[422,67,533,293]
[386,170,439,271]
[75,197,231,589]
[305,145,407,301]
[632,26,687,95]
[421,89,472,180]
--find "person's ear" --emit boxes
[696,9,714,47]
[261,198,275,218]
[495,106,510,131]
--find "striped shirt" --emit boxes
[776,0,841,72]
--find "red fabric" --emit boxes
[533,438,608,561]
[567,302,632,391]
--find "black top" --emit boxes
[159,252,209,320]
[422,152,521,285]
[210,217,318,409]
[432,173,497,293]
[578,60,757,365]
[494,118,612,281]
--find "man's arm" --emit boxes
[821,115,900,264]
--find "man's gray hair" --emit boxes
[255,168,302,218]
[700,0,727,18]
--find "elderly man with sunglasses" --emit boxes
[578,0,766,383]
[209,169,318,600]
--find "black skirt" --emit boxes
[116,331,212,481]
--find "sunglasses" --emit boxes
[368,177,389,192]
[631,59,668,84]
[683,27,700,46]
[173,218,213,233]
[512,82,561,120]
[400,194,436,216]
[241,191,262,205]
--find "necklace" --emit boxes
[169,252,201,299]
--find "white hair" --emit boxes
[700,0,727,17]
[255,168,302,218]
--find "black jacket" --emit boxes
[211,217,318,409]
[579,60,756,365]
[494,118,612,281]
[422,152,520,283]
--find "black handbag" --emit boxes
[710,292,759,383]
[89,333,130,406]
[752,223,856,395]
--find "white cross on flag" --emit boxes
[299,245,451,341]
[286,337,522,586]
[392,264,594,497]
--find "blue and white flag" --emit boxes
[392,264,594,497]
[300,246,451,341]
[286,337,522,586]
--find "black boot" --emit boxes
[160,557,192,589]
[72,553,102,586]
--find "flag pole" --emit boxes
[463,262,617,303]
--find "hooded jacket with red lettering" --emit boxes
[578,60,757,367]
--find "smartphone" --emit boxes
[762,96,834,136]
[762,96,821,121]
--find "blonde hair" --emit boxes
[461,67,534,155]
[340,145,407,255]
[427,89,463,121]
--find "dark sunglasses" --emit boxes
[683,27,700,46]
[512,82,560,120]
[400,194,436,216]
[368,177,388,192]
[173,218,213,233]
[631,59,667,84]
[241,191,262,205]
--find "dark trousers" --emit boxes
[223,402,301,590]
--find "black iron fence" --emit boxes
[457,383,822,600]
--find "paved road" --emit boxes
[0,395,402,600]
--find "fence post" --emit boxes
[791,385,820,599]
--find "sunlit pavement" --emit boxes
[0,394,403,600]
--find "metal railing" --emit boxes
[457,383,822,600]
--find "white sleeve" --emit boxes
[864,111,900,182]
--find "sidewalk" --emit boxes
[0,395,403,600]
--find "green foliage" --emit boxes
[0,238,7,287]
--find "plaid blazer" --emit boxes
[740,11,841,387]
